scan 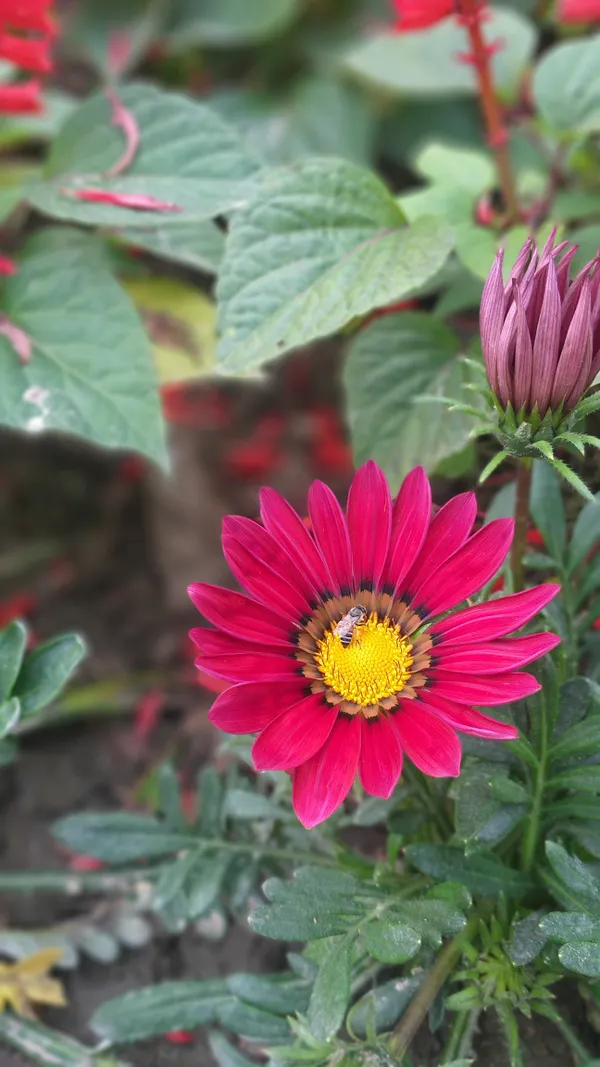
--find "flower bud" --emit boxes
[481,231,600,421]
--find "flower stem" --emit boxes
[388,918,479,1060]
[521,684,548,872]
[511,458,532,594]
[456,0,520,223]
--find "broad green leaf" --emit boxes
[116,219,225,275]
[382,99,483,164]
[554,191,600,223]
[123,277,215,384]
[341,7,537,98]
[347,976,422,1039]
[63,0,166,78]
[250,867,365,941]
[14,634,86,717]
[92,979,231,1041]
[216,157,453,372]
[414,144,494,197]
[455,223,530,282]
[211,78,375,166]
[0,621,27,700]
[533,36,600,134]
[52,812,196,862]
[28,84,262,228]
[570,225,600,276]
[0,1015,130,1067]
[167,0,299,49]
[344,312,463,492]
[0,228,167,464]
[363,919,421,963]
[559,941,600,976]
[406,844,531,898]
[530,460,566,563]
[569,492,600,573]
[307,937,352,1040]
[0,698,20,741]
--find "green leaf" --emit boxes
[307,937,352,1041]
[208,1031,256,1067]
[52,812,196,862]
[342,8,536,98]
[346,976,422,1039]
[227,973,310,1017]
[533,36,600,134]
[363,919,421,964]
[28,83,262,228]
[530,460,566,563]
[414,144,495,196]
[406,844,531,898]
[553,677,592,737]
[116,219,225,275]
[216,158,453,372]
[250,867,365,941]
[223,789,293,822]
[216,1000,290,1042]
[569,492,600,573]
[0,228,167,463]
[344,311,462,491]
[548,766,600,792]
[166,0,299,49]
[92,979,231,1041]
[0,698,21,741]
[545,841,600,913]
[187,852,231,918]
[509,911,548,965]
[454,762,526,850]
[0,621,27,700]
[0,1015,130,1067]
[549,717,600,765]
[14,633,86,717]
[559,941,600,976]
[64,0,166,78]
[541,912,600,942]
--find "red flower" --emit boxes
[392,0,454,31]
[526,528,545,549]
[0,1,55,35]
[189,462,560,828]
[558,0,600,21]
[0,80,43,114]
[0,1,55,116]
[0,33,52,71]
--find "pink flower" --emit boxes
[189,462,560,828]
[392,0,454,31]
[558,0,600,21]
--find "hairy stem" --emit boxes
[511,459,532,593]
[456,0,520,222]
[388,918,479,1060]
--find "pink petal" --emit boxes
[195,650,298,683]
[222,534,307,623]
[430,584,560,643]
[260,488,334,596]
[292,714,361,828]
[412,519,514,618]
[392,702,462,777]
[347,461,392,591]
[188,583,294,647]
[252,694,337,771]
[308,481,354,595]
[383,467,432,596]
[433,632,561,674]
[224,516,316,607]
[405,492,477,597]
[427,670,541,706]
[419,693,518,740]
[208,680,307,733]
[68,188,182,212]
[359,715,403,797]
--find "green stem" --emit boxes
[521,685,548,872]
[441,1009,479,1063]
[549,1011,592,1064]
[511,459,532,594]
[496,1003,525,1067]
[388,918,479,1061]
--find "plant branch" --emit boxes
[511,458,532,593]
[521,684,548,872]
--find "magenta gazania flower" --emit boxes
[189,462,560,828]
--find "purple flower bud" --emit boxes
[480,231,600,417]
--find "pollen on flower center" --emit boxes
[314,612,414,707]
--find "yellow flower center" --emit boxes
[314,612,413,706]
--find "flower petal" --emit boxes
[308,480,354,594]
[359,715,403,797]
[347,461,392,591]
[222,533,307,623]
[412,519,514,618]
[430,584,560,643]
[392,702,462,777]
[208,681,307,733]
[427,670,541,706]
[188,583,294,646]
[433,632,560,674]
[292,714,361,828]
[252,694,337,771]
[196,650,298,683]
[260,487,334,596]
[419,693,518,740]
[384,467,432,596]
[404,492,477,597]
[190,628,285,657]
[224,516,315,607]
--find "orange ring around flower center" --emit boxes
[314,612,414,706]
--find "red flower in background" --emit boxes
[189,462,559,828]
[558,0,600,20]
[392,0,454,31]
[0,0,55,115]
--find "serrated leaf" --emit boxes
[307,937,351,1041]
[344,311,463,491]
[123,277,215,384]
[52,811,196,862]
[0,622,27,700]
[216,158,453,372]
[28,83,262,227]
[530,460,566,563]
[250,867,365,941]
[363,920,421,964]
[406,844,531,898]
[14,633,86,718]
[533,36,600,134]
[166,0,299,49]
[0,228,166,464]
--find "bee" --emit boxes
[334,605,367,647]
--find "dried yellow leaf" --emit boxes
[0,948,67,1018]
